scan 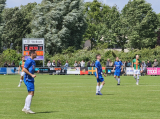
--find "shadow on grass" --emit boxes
[36,111,58,114]
[102,94,114,95]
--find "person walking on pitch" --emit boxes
[112,57,123,85]
[132,55,143,85]
[22,50,39,114]
[18,56,25,87]
[95,54,106,95]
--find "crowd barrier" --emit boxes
[0,67,160,75]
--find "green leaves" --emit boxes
[29,0,87,55]
[122,0,159,49]
[1,3,37,52]
[0,49,22,66]
[0,0,6,52]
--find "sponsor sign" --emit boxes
[126,67,140,75]
[24,56,44,60]
[0,68,7,74]
[50,67,66,74]
[39,68,50,73]
[80,67,88,75]
[147,68,160,75]
[88,67,96,74]
[67,67,80,74]
[102,67,106,74]
[7,67,19,74]
[106,67,114,74]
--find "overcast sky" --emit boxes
[6,0,160,13]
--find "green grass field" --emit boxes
[0,75,160,119]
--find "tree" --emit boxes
[28,0,87,55]
[157,13,160,46]
[0,49,22,66]
[1,3,37,52]
[157,13,160,26]
[83,0,111,49]
[157,29,160,46]
[0,0,6,52]
[101,6,128,51]
[122,0,159,49]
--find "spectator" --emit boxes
[91,61,95,67]
[47,61,51,67]
[52,60,56,67]
[142,61,146,69]
[12,61,15,67]
[87,61,91,67]
[125,61,128,67]
[142,61,147,73]
[57,59,61,67]
[122,61,126,74]
[106,59,110,67]
[8,63,11,67]
[146,61,152,67]
[122,61,125,67]
[81,60,85,67]
[78,61,81,67]
[3,62,8,67]
[153,59,158,67]
[64,61,69,70]
[74,61,78,67]
[109,60,113,67]
[127,60,131,67]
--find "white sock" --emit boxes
[99,85,103,91]
[25,95,33,110]
[115,77,118,81]
[137,75,139,80]
[24,97,27,109]
[118,78,120,84]
[137,79,139,84]
[96,86,100,93]
[19,80,23,86]
[134,76,137,82]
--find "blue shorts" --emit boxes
[114,72,121,76]
[96,75,104,83]
[24,80,34,92]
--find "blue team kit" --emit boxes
[114,61,122,76]
[24,58,36,92]
[95,60,104,82]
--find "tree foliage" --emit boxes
[1,3,37,52]
[102,6,128,51]
[122,0,159,49]
[28,0,87,55]
[0,0,6,52]
[0,49,22,66]
[83,0,111,49]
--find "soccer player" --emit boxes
[95,54,106,95]
[113,57,123,85]
[132,55,143,85]
[22,50,39,114]
[18,56,25,87]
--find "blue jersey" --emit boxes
[95,60,102,76]
[114,61,122,72]
[24,58,36,82]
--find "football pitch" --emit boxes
[0,75,160,119]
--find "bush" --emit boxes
[49,46,160,66]
[0,49,22,67]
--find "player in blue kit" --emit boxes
[95,54,106,95]
[113,57,123,85]
[22,50,39,114]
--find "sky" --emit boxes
[6,0,160,14]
